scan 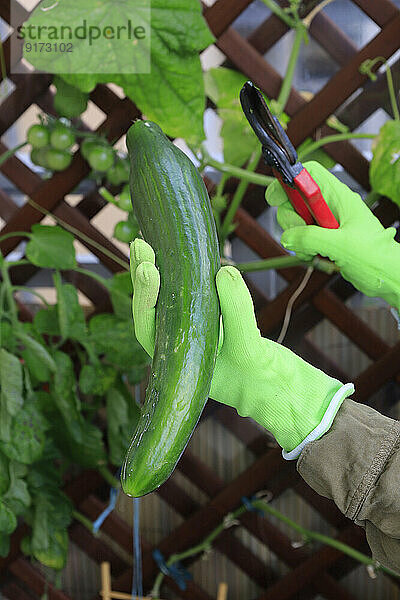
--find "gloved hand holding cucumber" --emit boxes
[125,116,400,574]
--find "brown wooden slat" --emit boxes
[217,27,371,188]
[352,0,399,26]
[9,558,73,600]
[203,0,253,38]
[286,14,400,146]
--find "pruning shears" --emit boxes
[240,81,339,229]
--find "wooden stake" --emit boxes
[217,582,228,600]
[100,562,166,600]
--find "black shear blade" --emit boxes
[240,81,296,165]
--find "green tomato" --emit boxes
[87,145,115,172]
[50,124,75,150]
[117,183,132,212]
[81,139,98,160]
[45,148,72,171]
[106,158,130,186]
[113,220,138,243]
[30,147,50,168]
[27,124,50,149]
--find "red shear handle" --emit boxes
[273,169,314,225]
[293,168,339,229]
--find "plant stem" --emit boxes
[0,231,30,244]
[74,267,110,289]
[11,286,51,308]
[259,0,296,27]
[0,261,18,326]
[25,197,129,270]
[220,148,262,247]
[97,464,120,489]
[298,133,376,161]
[72,510,96,534]
[385,63,400,120]
[205,156,273,187]
[274,24,304,117]
[0,142,29,168]
[252,500,400,579]
[364,190,381,209]
[233,255,339,275]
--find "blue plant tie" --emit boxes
[132,497,143,600]
[152,549,192,591]
[241,495,264,517]
[92,469,121,533]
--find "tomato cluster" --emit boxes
[27,117,138,243]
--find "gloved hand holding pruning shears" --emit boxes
[239,81,400,312]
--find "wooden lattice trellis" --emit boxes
[0,0,400,598]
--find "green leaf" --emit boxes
[31,488,72,570]
[0,321,15,352]
[21,347,51,384]
[109,272,133,320]
[370,120,400,206]
[0,349,23,416]
[0,451,10,495]
[33,529,68,570]
[0,533,10,557]
[26,225,76,270]
[79,364,116,396]
[0,401,48,464]
[89,314,149,370]
[204,68,259,165]
[4,474,31,516]
[33,307,60,337]
[16,331,56,374]
[0,500,17,534]
[51,352,82,439]
[53,274,87,341]
[59,0,214,142]
[106,386,140,465]
[51,413,106,468]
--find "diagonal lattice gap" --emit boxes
[268,488,338,542]
[231,0,271,39]
[90,202,130,258]
[117,488,184,548]
[191,547,262,600]
[1,102,46,168]
[306,317,372,378]
[264,28,340,96]
[80,99,107,131]
[234,525,291,579]
[323,0,380,47]
[351,107,392,155]
[345,295,400,346]
[188,416,255,484]
[335,561,400,600]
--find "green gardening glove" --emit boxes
[131,238,354,459]
[265,161,400,310]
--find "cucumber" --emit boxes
[122,121,220,497]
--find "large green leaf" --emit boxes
[0,500,17,535]
[26,225,76,270]
[89,314,149,370]
[30,488,72,570]
[204,67,259,166]
[0,349,23,417]
[33,307,60,337]
[109,272,133,320]
[54,274,87,341]
[370,120,400,206]
[51,351,82,439]
[24,0,213,142]
[106,386,140,465]
[0,401,48,464]
[79,364,116,396]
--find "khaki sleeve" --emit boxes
[297,398,400,574]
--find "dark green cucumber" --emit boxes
[122,121,220,497]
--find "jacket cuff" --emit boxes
[282,383,354,460]
[297,399,400,522]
